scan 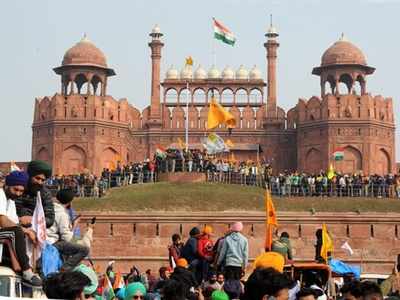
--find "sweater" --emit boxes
[217,232,248,268]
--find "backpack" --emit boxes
[41,242,63,277]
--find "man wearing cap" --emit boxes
[46,189,89,270]
[15,160,55,229]
[216,222,248,281]
[0,171,42,286]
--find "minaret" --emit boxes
[148,24,164,127]
[264,15,279,118]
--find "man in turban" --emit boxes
[0,171,42,286]
[15,160,55,229]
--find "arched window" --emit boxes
[207,89,220,102]
[235,88,248,103]
[193,88,206,103]
[338,73,353,95]
[179,88,191,104]
[249,89,262,104]
[75,74,88,94]
[92,75,102,96]
[165,89,178,103]
[221,89,234,104]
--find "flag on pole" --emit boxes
[102,274,116,300]
[332,147,344,161]
[207,99,236,130]
[202,133,228,155]
[177,138,186,150]
[225,139,234,149]
[341,241,354,256]
[327,163,335,180]
[113,272,125,290]
[321,223,334,263]
[213,18,236,46]
[265,189,278,251]
[185,56,193,66]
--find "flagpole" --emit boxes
[212,17,217,67]
[185,80,189,152]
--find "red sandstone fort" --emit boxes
[31,24,395,175]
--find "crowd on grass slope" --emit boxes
[0,160,399,300]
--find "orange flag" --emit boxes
[207,98,236,130]
[265,189,278,250]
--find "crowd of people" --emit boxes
[0,159,399,300]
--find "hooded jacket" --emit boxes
[46,201,74,244]
[170,266,198,297]
[217,232,248,268]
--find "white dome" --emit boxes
[180,65,193,79]
[194,65,207,79]
[236,65,249,80]
[208,65,220,79]
[165,65,179,79]
[267,26,278,36]
[249,65,262,80]
[222,66,234,79]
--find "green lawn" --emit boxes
[73,182,400,213]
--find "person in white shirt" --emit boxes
[0,171,41,286]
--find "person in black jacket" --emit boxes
[15,160,55,229]
[170,258,198,299]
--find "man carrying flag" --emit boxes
[265,189,278,251]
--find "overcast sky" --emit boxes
[1,0,399,161]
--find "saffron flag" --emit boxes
[113,272,125,290]
[265,189,278,251]
[321,223,334,263]
[327,163,335,180]
[213,18,236,46]
[185,56,193,66]
[102,274,116,300]
[207,99,236,130]
[332,147,344,161]
[225,139,234,149]
[177,138,186,150]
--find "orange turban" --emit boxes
[203,225,213,235]
[176,258,188,268]
[253,252,285,273]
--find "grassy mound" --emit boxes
[73,182,400,213]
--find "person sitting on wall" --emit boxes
[46,189,90,270]
[0,171,42,286]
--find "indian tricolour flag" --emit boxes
[332,147,344,161]
[213,18,236,46]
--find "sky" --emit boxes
[1,0,400,161]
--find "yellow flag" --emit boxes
[265,189,278,250]
[207,98,236,130]
[185,56,193,66]
[327,163,335,180]
[225,139,234,148]
[177,137,186,150]
[321,223,334,263]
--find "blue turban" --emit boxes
[5,171,29,187]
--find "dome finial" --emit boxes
[266,14,279,38]
[340,32,348,42]
[81,33,90,43]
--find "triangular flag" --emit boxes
[113,272,125,290]
[265,189,278,250]
[321,223,334,263]
[341,241,354,256]
[185,56,193,66]
[327,163,335,180]
[225,139,234,149]
[32,191,47,257]
[207,98,236,130]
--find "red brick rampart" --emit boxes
[81,212,400,275]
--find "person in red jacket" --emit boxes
[198,225,214,283]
